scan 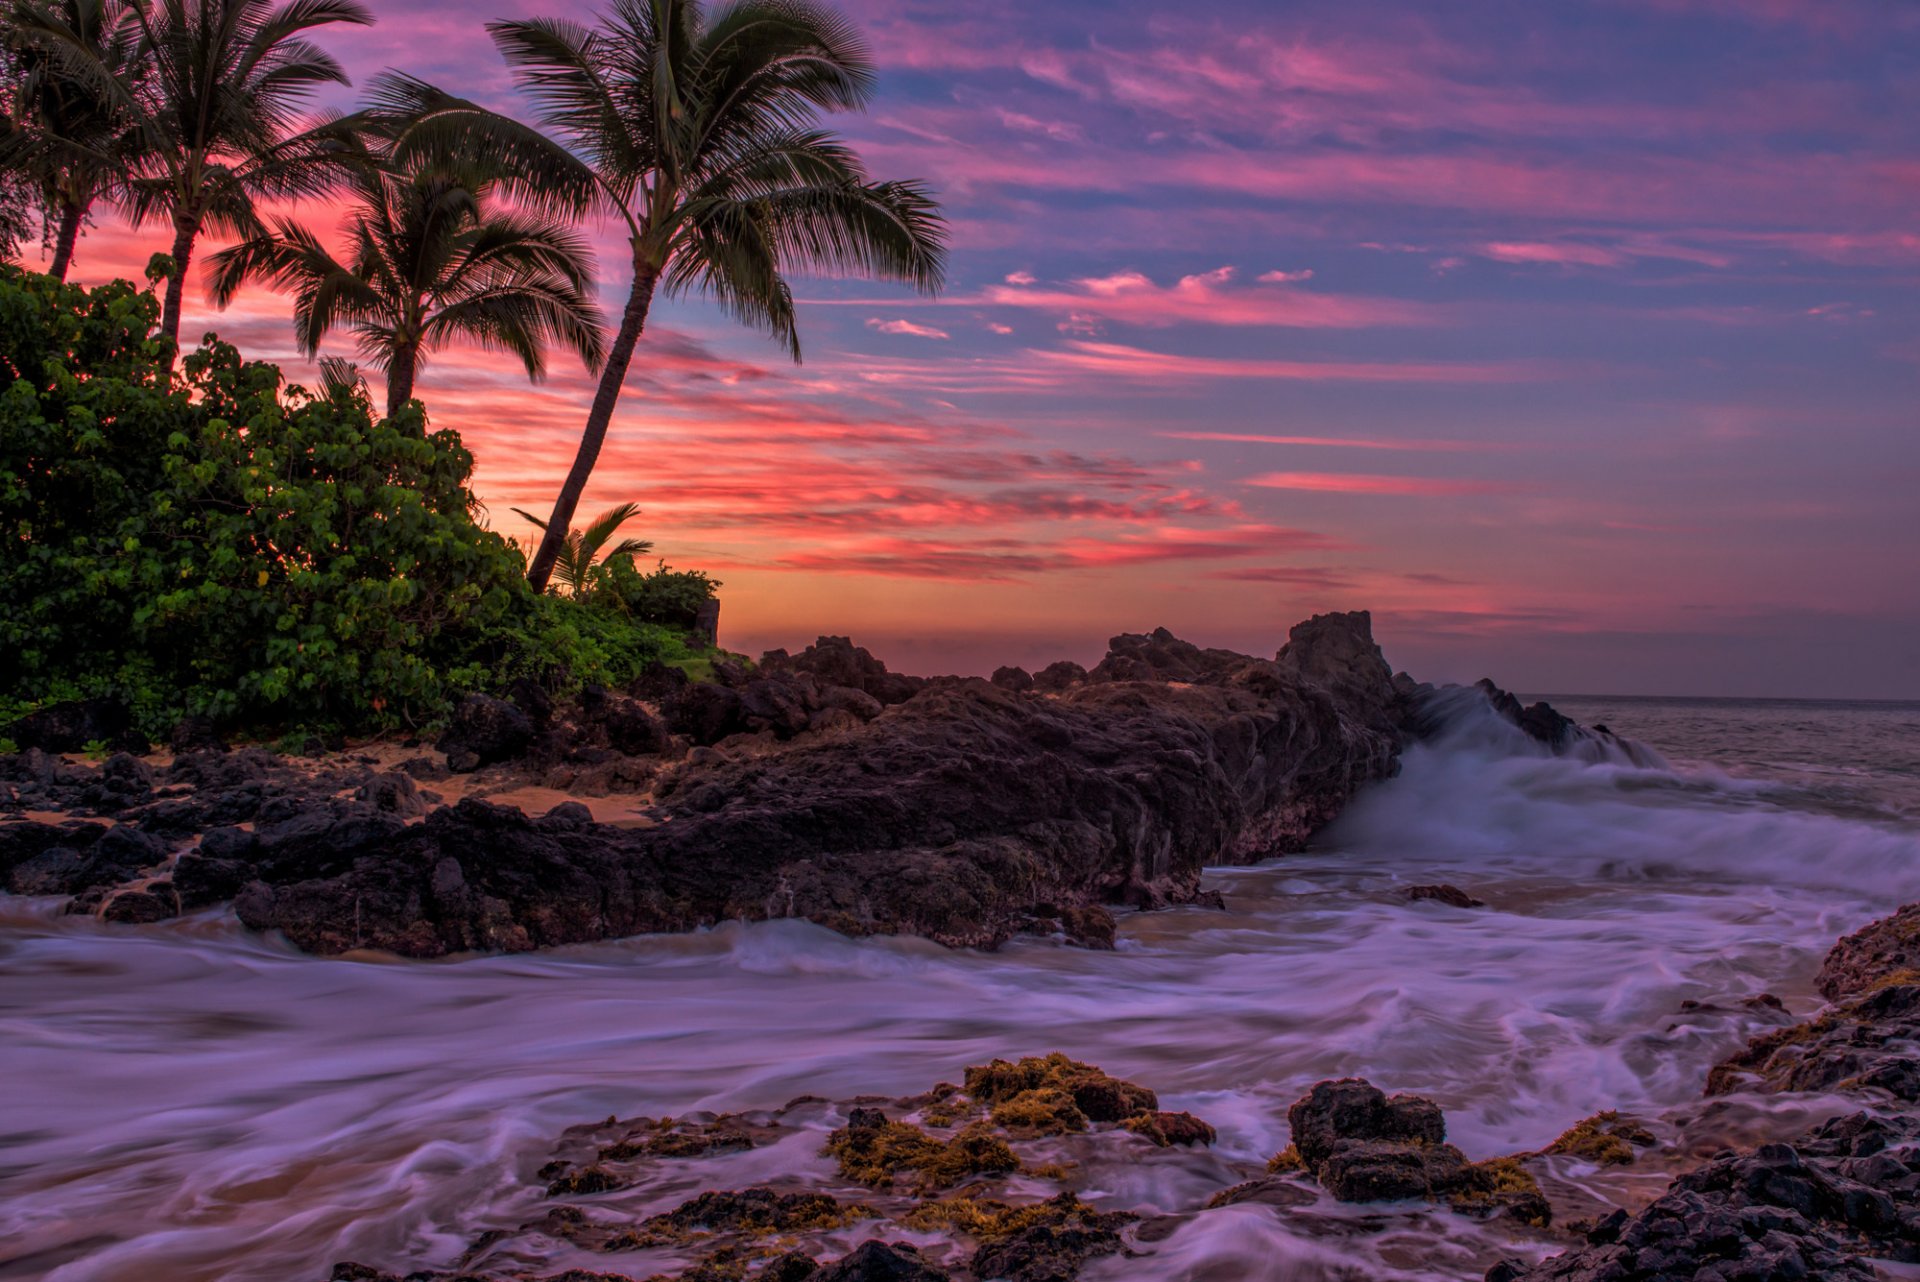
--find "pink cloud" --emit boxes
[1034,341,1552,384]
[1161,431,1491,452]
[1482,241,1628,267]
[977,265,1433,329]
[1245,472,1512,496]
[867,318,952,340]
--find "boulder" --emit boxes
[1032,660,1086,692]
[813,1241,949,1282]
[991,665,1034,692]
[434,694,533,772]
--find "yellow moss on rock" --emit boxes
[989,1088,1088,1135]
[826,1116,1019,1192]
[962,1053,1157,1122]
[1267,1145,1306,1174]
[1545,1111,1657,1166]
[1451,1156,1553,1228]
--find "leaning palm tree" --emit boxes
[511,502,653,599]
[1,0,146,280]
[16,0,375,344]
[206,145,608,420]
[385,0,946,592]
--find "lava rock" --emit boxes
[991,666,1035,692]
[226,615,1403,958]
[435,694,534,772]
[1032,661,1086,692]
[1406,883,1486,909]
[813,1241,950,1282]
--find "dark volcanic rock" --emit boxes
[1286,1079,1548,1223]
[1032,660,1086,692]
[813,1241,950,1282]
[1473,679,1583,749]
[168,715,228,754]
[435,694,534,772]
[1487,1116,1920,1282]
[154,613,1404,958]
[600,698,669,756]
[991,665,1035,692]
[1406,883,1486,909]
[1710,901,1920,1101]
[968,1193,1135,1282]
[662,681,748,746]
[762,636,925,706]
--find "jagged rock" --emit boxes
[435,694,534,772]
[600,698,669,756]
[1711,902,1920,1101]
[1819,902,1920,1001]
[1286,1079,1547,1223]
[762,637,924,706]
[1088,627,1247,684]
[1032,661,1086,692]
[1406,883,1486,909]
[101,887,177,923]
[991,666,1034,692]
[1486,1118,1920,1281]
[813,1241,949,1282]
[168,715,228,754]
[355,771,428,817]
[9,823,164,895]
[662,682,748,746]
[217,615,1401,957]
[1473,679,1583,750]
[1279,609,1399,732]
[967,1193,1136,1282]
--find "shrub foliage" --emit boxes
[0,266,715,735]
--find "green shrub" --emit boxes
[601,557,720,630]
[0,266,715,737]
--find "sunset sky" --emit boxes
[35,0,1920,697]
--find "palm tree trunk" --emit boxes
[48,200,85,281]
[159,211,200,348]
[386,344,417,422]
[525,265,658,593]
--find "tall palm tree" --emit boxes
[1,0,145,280]
[206,142,608,420]
[387,0,947,593]
[17,0,374,344]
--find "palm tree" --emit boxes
[1,0,145,280]
[387,0,947,592]
[511,501,653,599]
[16,0,375,345]
[206,141,608,420]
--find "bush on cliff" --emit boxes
[0,266,710,736]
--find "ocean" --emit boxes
[2,692,1917,1280]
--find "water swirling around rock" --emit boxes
[3,696,1917,1281]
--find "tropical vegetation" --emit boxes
[0,0,942,738]
[0,266,714,737]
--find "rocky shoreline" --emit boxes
[1,610,1490,956]
[7,609,1913,1280]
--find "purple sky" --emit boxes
[51,0,1920,696]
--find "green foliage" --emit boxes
[602,558,720,631]
[511,500,653,599]
[0,265,714,736]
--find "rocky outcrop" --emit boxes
[1264,1078,1549,1224]
[1487,1114,1920,1281]
[223,612,1404,956]
[1709,900,1920,1101]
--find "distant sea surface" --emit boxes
[1542,694,1920,825]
